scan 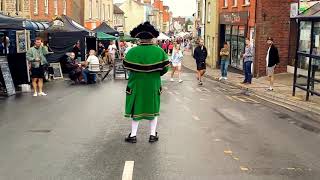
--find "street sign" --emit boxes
[0,56,16,96]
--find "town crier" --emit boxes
[123,22,169,143]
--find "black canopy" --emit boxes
[45,15,94,63]
[0,14,26,30]
[93,22,119,36]
[45,15,92,33]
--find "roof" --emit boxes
[114,4,124,14]
[295,2,320,19]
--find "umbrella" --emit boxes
[97,32,117,40]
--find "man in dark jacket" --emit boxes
[193,39,208,85]
[266,37,280,91]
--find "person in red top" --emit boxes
[168,41,174,55]
[162,41,167,53]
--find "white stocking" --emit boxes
[131,120,139,137]
[149,117,158,136]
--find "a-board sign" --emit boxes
[50,63,63,79]
[0,56,16,96]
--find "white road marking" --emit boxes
[183,97,191,101]
[122,161,134,180]
[241,96,260,104]
[175,98,181,102]
[231,96,247,102]
[200,98,207,101]
[202,88,211,93]
[196,88,202,92]
[192,115,200,121]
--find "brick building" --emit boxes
[219,0,294,76]
[0,0,30,18]
[30,0,74,22]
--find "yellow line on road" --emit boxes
[255,95,295,111]
[226,95,236,101]
[241,96,260,104]
[122,161,134,180]
[232,96,247,102]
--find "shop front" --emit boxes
[292,2,320,100]
[220,11,249,70]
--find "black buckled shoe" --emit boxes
[125,133,137,143]
[149,132,159,143]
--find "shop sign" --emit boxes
[220,12,248,25]
[290,3,299,18]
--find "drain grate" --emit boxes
[29,129,52,133]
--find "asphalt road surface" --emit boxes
[0,70,320,180]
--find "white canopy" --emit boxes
[157,33,170,40]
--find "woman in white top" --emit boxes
[170,44,184,83]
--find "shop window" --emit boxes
[207,2,211,23]
[44,0,48,15]
[298,21,312,53]
[312,22,320,69]
[34,0,38,15]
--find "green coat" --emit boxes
[124,44,169,121]
[26,46,49,68]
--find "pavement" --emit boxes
[182,51,320,117]
[0,68,320,179]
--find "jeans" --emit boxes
[244,61,252,83]
[220,60,229,77]
[82,69,96,83]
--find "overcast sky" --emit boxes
[114,0,196,17]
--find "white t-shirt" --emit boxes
[108,44,117,55]
[86,55,100,71]
[266,46,271,67]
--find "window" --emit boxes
[103,3,106,21]
[0,0,3,11]
[89,0,93,19]
[63,0,67,15]
[224,0,228,7]
[207,2,211,23]
[34,0,38,15]
[44,0,48,15]
[207,36,211,56]
[244,0,250,5]
[96,0,100,19]
[233,0,237,6]
[108,4,111,19]
[16,0,23,12]
[54,0,58,15]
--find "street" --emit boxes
[0,68,320,180]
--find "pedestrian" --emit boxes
[82,49,100,84]
[26,37,49,97]
[66,52,82,84]
[161,40,167,53]
[193,39,208,85]
[72,40,81,60]
[219,42,230,80]
[266,37,280,91]
[170,43,184,83]
[97,42,105,57]
[168,41,174,55]
[108,41,117,64]
[123,22,170,143]
[242,38,254,84]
